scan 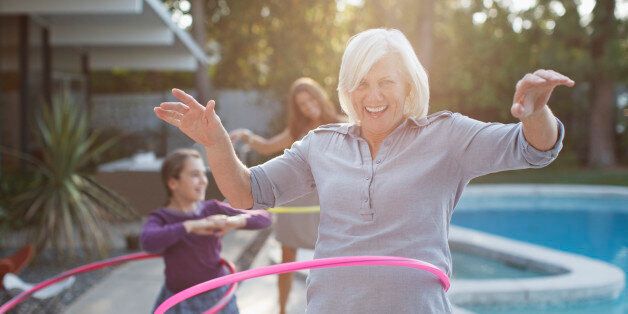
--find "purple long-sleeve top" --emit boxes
[140,199,271,292]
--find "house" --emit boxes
[0,0,208,162]
[0,0,283,214]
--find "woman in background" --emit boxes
[230,77,344,314]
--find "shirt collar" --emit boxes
[408,110,453,128]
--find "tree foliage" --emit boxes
[160,0,626,166]
[204,0,353,99]
[1,96,138,259]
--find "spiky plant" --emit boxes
[10,96,138,259]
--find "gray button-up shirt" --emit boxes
[250,111,564,313]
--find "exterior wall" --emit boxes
[94,170,224,216]
[0,15,90,168]
[90,90,283,215]
[0,16,46,164]
[1,17,22,161]
[90,89,283,157]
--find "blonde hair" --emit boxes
[337,28,430,123]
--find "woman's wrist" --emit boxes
[227,215,248,228]
[242,130,254,144]
[183,221,194,233]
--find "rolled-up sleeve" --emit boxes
[517,118,564,167]
[452,113,564,180]
[249,132,316,209]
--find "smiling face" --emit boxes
[349,54,410,138]
[295,91,322,121]
[167,157,208,204]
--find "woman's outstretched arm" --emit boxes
[230,128,293,156]
[154,88,253,209]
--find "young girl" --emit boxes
[141,148,271,313]
[230,77,345,314]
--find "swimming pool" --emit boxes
[452,250,551,279]
[452,185,627,314]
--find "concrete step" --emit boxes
[236,236,306,314]
[63,229,267,314]
[63,228,473,314]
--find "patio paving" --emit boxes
[63,229,306,314]
[63,227,472,314]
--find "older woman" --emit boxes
[154,28,573,313]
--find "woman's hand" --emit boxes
[155,89,254,209]
[183,214,248,236]
[511,69,575,121]
[213,215,249,236]
[154,88,225,147]
[183,215,227,235]
[229,128,253,144]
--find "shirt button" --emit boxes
[376,160,381,164]
[365,177,370,181]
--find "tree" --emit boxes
[205,0,350,99]
[417,0,435,70]
[588,0,620,167]
[177,0,626,167]
[192,0,212,104]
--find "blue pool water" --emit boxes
[451,191,627,314]
[452,251,550,279]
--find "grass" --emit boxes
[471,165,628,186]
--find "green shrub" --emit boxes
[4,96,139,258]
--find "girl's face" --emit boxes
[168,157,208,203]
[295,91,322,121]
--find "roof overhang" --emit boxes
[0,0,208,71]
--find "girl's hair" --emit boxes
[287,77,343,139]
[337,28,430,123]
[161,148,202,198]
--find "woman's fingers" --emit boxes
[229,132,241,141]
[154,107,182,127]
[159,102,189,113]
[552,71,575,87]
[533,69,574,87]
[512,72,550,119]
[229,128,250,141]
[204,100,217,120]
[514,70,575,104]
[511,69,575,119]
[510,102,528,119]
[172,88,205,111]
[513,73,546,106]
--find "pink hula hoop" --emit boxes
[0,252,237,314]
[156,255,450,314]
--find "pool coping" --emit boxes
[448,184,627,307]
[449,226,625,306]
[463,183,628,197]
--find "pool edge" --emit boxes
[449,225,625,306]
